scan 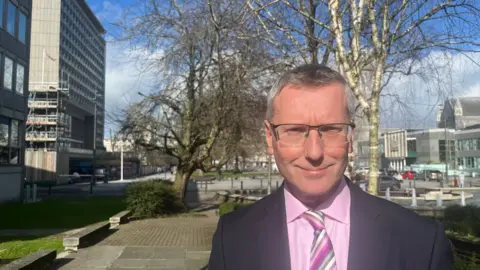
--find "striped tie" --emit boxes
[302,210,337,270]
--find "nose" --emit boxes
[303,129,324,164]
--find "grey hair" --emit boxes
[266,64,356,121]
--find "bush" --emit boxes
[126,180,185,218]
[218,202,248,216]
[444,205,480,238]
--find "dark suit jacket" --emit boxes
[208,179,454,270]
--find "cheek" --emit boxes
[275,143,303,161]
[324,146,348,159]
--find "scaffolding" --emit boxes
[26,78,71,151]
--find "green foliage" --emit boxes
[218,202,249,216]
[444,205,480,238]
[455,253,479,270]
[126,180,185,218]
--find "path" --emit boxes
[51,211,219,270]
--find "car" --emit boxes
[354,176,402,192]
[416,170,443,182]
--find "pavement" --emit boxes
[51,211,218,270]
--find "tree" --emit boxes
[248,0,480,194]
[116,0,273,200]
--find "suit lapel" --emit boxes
[254,188,291,270]
[347,180,391,270]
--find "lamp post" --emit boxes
[90,91,98,194]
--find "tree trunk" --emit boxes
[367,107,380,195]
[173,168,194,202]
[234,154,239,172]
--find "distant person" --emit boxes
[208,64,453,270]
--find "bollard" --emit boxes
[33,184,37,203]
[461,190,466,206]
[205,181,208,193]
[409,181,412,189]
[385,187,391,201]
[231,178,234,189]
[436,193,442,207]
[241,181,243,191]
[411,188,417,207]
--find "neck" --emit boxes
[285,179,342,209]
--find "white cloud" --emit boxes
[380,51,480,129]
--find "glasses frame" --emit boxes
[268,120,356,143]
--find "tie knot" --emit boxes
[302,210,325,230]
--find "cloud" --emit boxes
[379,51,480,129]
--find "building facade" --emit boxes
[0,0,31,202]
[26,0,105,180]
[455,128,480,172]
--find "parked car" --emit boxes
[401,170,417,180]
[355,176,402,191]
[416,170,443,182]
[379,175,402,191]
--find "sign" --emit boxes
[384,130,408,158]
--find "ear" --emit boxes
[348,128,354,154]
[264,120,274,155]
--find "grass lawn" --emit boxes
[0,197,126,229]
[0,236,63,265]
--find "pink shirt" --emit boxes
[284,178,351,270]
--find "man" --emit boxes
[208,64,453,270]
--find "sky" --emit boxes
[86,0,480,133]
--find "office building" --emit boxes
[0,0,31,202]
[26,0,105,181]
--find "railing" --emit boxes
[27,115,68,126]
[26,131,57,140]
[28,100,58,108]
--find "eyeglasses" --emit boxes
[269,121,355,147]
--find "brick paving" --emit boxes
[52,211,218,270]
[98,214,218,248]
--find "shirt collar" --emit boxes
[284,176,351,224]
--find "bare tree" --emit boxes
[116,0,274,200]
[249,0,480,194]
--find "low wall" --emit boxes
[0,166,22,203]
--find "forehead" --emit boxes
[272,83,348,124]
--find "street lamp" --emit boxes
[90,91,99,194]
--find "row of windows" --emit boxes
[457,138,480,151]
[1,53,25,95]
[0,0,27,43]
[0,116,20,165]
[457,157,480,169]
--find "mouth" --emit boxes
[298,166,330,176]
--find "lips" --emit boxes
[298,166,329,176]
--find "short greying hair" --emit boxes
[266,64,356,121]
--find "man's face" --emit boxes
[265,83,353,201]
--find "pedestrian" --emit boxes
[208,64,453,270]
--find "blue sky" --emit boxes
[85,1,480,132]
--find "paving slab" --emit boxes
[52,213,217,270]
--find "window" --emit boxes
[3,56,13,90]
[6,1,16,36]
[15,63,24,94]
[0,121,7,146]
[18,11,26,43]
[0,0,4,29]
[10,120,18,146]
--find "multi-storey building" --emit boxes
[26,0,105,181]
[0,0,31,202]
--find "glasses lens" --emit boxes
[276,124,350,146]
[276,125,308,145]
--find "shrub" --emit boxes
[126,180,185,218]
[218,202,248,216]
[443,205,480,238]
